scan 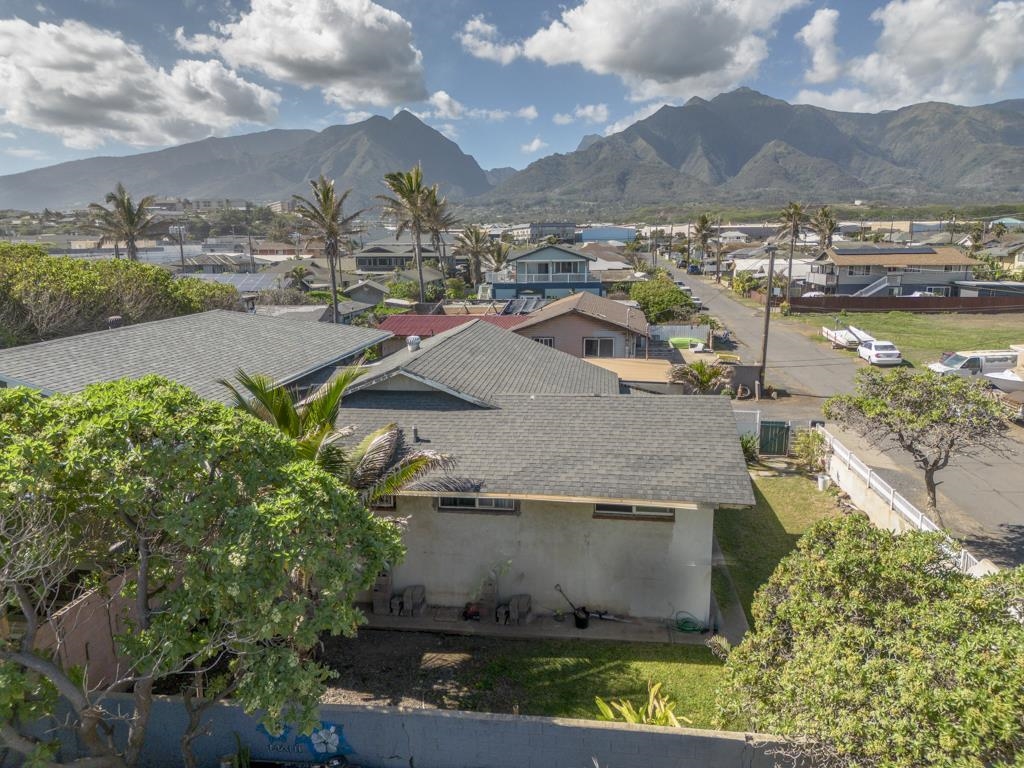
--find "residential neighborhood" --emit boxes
[1,2,1023,768]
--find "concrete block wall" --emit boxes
[89,696,781,768]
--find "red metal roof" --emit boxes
[377,314,524,336]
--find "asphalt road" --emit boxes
[683,272,1024,568]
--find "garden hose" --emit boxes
[670,610,709,633]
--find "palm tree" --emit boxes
[292,175,362,324]
[88,182,157,261]
[992,222,1008,240]
[220,369,456,504]
[692,214,714,267]
[779,202,807,299]
[453,225,492,286]
[669,360,732,394]
[810,206,837,251]
[378,164,430,302]
[286,264,311,290]
[485,240,512,272]
[423,187,459,279]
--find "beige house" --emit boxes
[511,292,650,358]
[343,321,753,623]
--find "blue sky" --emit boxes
[1,0,1022,175]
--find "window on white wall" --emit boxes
[533,337,554,347]
[438,497,518,514]
[594,503,675,520]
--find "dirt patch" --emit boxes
[320,629,500,712]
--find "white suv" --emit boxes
[858,340,903,366]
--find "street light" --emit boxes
[758,243,779,393]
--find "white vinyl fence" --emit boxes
[818,427,983,573]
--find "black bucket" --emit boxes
[574,608,589,629]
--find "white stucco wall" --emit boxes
[384,497,715,622]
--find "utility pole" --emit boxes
[758,244,779,393]
[714,214,723,283]
[174,224,186,271]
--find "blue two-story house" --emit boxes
[486,245,604,300]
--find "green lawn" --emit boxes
[715,475,842,621]
[786,311,1024,365]
[469,639,730,729]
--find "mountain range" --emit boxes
[2,88,1023,214]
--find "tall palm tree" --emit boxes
[485,239,512,272]
[220,369,457,504]
[292,175,362,324]
[423,187,459,280]
[692,214,714,268]
[669,360,732,394]
[378,164,430,302]
[779,202,807,300]
[810,206,837,251]
[454,225,492,286]
[88,182,157,261]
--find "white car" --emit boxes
[858,340,903,366]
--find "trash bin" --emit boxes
[817,473,830,492]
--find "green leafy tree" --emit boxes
[285,264,312,289]
[87,182,157,261]
[444,277,469,299]
[779,201,807,299]
[669,359,732,394]
[0,377,403,768]
[453,225,492,286]
[824,368,1011,519]
[0,243,237,346]
[386,278,420,301]
[292,175,362,324]
[720,514,1024,768]
[378,164,430,302]
[731,271,760,295]
[629,277,692,324]
[221,370,457,504]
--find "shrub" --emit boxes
[740,434,759,464]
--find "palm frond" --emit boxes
[365,451,460,502]
[349,425,403,491]
[298,367,366,429]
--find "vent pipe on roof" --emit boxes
[107,316,123,329]
[407,335,421,352]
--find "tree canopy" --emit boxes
[720,514,1024,768]
[824,368,1010,518]
[0,243,238,346]
[629,277,693,324]
[0,377,403,767]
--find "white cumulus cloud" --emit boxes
[421,91,536,122]
[520,136,548,154]
[4,147,46,159]
[461,0,807,102]
[553,103,610,125]
[796,8,841,84]
[0,19,279,149]
[797,0,1024,111]
[176,0,427,108]
[457,15,522,65]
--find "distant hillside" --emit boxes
[472,88,1024,215]
[576,134,602,151]
[0,111,489,211]
[484,166,518,187]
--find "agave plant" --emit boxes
[669,360,733,394]
[221,368,458,503]
[595,681,692,727]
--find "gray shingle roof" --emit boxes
[0,310,391,403]
[511,291,650,335]
[339,390,755,507]
[348,320,621,406]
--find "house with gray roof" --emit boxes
[342,319,753,622]
[0,310,390,403]
[485,245,604,300]
[510,291,650,358]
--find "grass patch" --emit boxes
[470,639,731,729]
[786,311,1024,365]
[715,475,842,621]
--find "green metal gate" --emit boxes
[759,420,791,456]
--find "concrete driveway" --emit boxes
[684,273,1024,568]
